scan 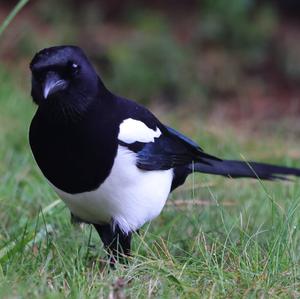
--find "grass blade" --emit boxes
[0,0,29,37]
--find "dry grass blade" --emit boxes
[166,199,236,209]
[176,181,216,192]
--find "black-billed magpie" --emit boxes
[29,45,300,264]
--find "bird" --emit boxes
[29,45,300,265]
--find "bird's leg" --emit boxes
[93,223,132,266]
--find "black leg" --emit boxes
[93,223,132,266]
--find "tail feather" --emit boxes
[192,159,300,181]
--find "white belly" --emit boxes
[52,146,173,234]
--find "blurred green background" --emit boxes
[1,0,300,129]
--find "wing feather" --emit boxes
[118,122,221,171]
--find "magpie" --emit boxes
[29,45,300,264]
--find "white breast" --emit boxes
[52,146,173,234]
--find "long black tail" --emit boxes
[192,159,300,181]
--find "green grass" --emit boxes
[1,66,300,298]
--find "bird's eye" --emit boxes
[68,61,80,75]
[72,63,79,70]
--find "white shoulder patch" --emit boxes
[118,118,161,144]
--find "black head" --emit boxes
[30,46,105,118]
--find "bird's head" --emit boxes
[30,46,103,114]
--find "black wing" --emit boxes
[119,124,221,171]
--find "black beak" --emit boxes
[43,71,68,99]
